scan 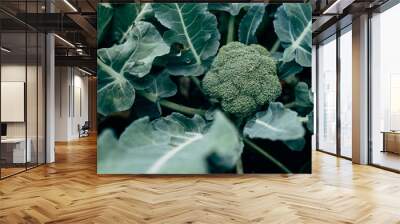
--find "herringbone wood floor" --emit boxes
[1,135,400,224]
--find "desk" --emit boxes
[1,138,31,163]
[382,131,400,154]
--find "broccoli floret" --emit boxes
[202,42,282,117]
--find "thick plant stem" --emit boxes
[243,138,292,174]
[270,39,281,54]
[236,158,244,174]
[139,91,206,116]
[134,3,150,23]
[284,102,296,108]
[190,76,204,94]
[226,15,235,43]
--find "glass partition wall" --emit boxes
[317,35,337,155]
[0,3,46,179]
[316,26,353,159]
[370,3,400,171]
[339,27,353,159]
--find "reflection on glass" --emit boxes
[1,32,27,177]
[318,37,337,154]
[27,32,38,169]
[371,4,400,171]
[0,0,46,179]
[340,29,352,158]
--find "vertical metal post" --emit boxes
[25,0,28,171]
[352,14,369,164]
[316,45,320,151]
[367,11,373,164]
[336,27,341,157]
[0,16,2,179]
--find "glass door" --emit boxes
[317,35,337,155]
[0,1,46,179]
[1,31,28,178]
[339,27,352,159]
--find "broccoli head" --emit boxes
[202,42,282,117]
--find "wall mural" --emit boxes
[97,3,313,174]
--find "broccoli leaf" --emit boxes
[306,111,314,133]
[208,3,248,16]
[109,3,140,43]
[152,3,220,76]
[238,4,266,44]
[278,60,303,80]
[143,71,178,113]
[97,112,243,174]
[145,71,177,100]
[97,3,113,46]
[97,21,170,115]
[284,138,306,151]
[273,4,312,67]
[292,82,314,115]
[97,58,135,116]
[244,102,305,141]
[117,3,153,44]
[272,52,304,80]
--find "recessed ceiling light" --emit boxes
[63,0,78,12]
[54,34,75,48]
[78,67,93,76]
[1,47,11,53]
[322,0,342,15]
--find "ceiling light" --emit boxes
[78,67,93,76]
[63,0,78,12]
[322,0,342,15]
[54,34,75,48]
[1,47,11,53]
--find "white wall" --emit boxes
[312,45,317,150]
[1,65,41,137]
[1,63,46,164]
[55,67,89,141]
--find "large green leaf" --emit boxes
[208,3,248,16]
[273,4,312,67]
[117,3,153,44]
[145,71,177,100]
[284,138,306,151]
[292,82,313,115]
[306,111,314,133]
[97,59,135,116]
[97,112,243,174]
[272,52,304,80]
[109,3,140,43]
[244,102,305,141]
[97,21,170,115]
[152,3,220,76]
[278,60,303,80]
[238,4,265,44]
[97,3,113,46]
[142,71,178,113]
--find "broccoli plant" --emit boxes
[202,42,281,118]
[97,3,313,174]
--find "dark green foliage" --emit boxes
[97,3,313,174]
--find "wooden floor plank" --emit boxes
[0,135,399,223]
